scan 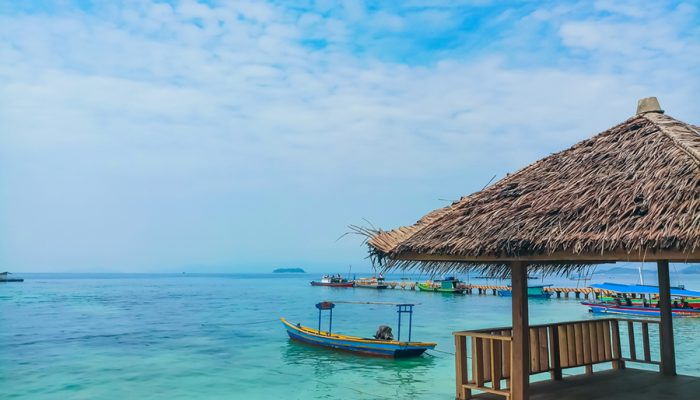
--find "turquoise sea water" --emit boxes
[2,272,700,399]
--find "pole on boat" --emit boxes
[315,302,336,335]
[396,304,414,342]
[397,308,402,341]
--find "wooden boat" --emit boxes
[582,302,700,317]
[416,277,466,294]
[597,296,700,309]
[353,276,388,289]
[282,302,436,358]
[310,275,354,287]
[583,282,700,317]
[497,284,553,299]
[0,272,23,282]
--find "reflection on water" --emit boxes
[281,338,437,399]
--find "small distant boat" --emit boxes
[416,277,466,294]
[282,301,436,357]
[310,275,354,287]
[353,276,388,289]
[0,272,23,283]
[497,284,553,299]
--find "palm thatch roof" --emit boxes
[355,98,700,277]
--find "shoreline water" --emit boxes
[2,273,699,399]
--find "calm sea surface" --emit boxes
[2,272,700,399]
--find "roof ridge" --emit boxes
[641,113,700,165]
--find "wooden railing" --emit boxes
[620,319,661,366]
[454,318,660,400]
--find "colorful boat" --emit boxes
[353,276,388,289]
[598,296,700,309]
[582,282,700,317]
[582,302,700,317]
[497,284,553,299]
[310,275,354,287]
[416,277,466,294]
[282,302,436,357]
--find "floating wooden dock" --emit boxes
[380,282,608,299]
[384,281,417,290]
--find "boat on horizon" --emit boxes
[281,301,436,357]
[310,275,354,287]
[0,272,24,282]
[416,277,466,294]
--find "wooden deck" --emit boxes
[471,369,700,400]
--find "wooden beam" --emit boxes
[511,261,530,400]
[657,260,676,376]
[396,250,699,263]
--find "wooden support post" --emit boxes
[548,326,562,380]
[455,335,469,400]
[657,260,676,376]
[511,261,530,400]
[627,321,637,361]
[611,320,624,369]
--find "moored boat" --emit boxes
[416,277,466,294]
[582,302,700,317]
[282,302,436,357]
[582,282,700,317]
[310,275,354,287]
[497,284,553,299]
[353,275,388,289]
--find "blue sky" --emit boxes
[1,1,699,273]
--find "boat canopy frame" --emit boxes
[313,301,418,342]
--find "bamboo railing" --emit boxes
[454,318,660,400]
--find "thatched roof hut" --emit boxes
[353,98,699,400]
[357,97,700,277]
[354,98,699,400]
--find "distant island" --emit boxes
[273,268,305,273]
[681,265,700,274]
[597,266,637,274]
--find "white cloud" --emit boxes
[0,1,698,271]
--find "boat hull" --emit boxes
[497,290,552,299]
[583,302,700,317]
[416,283,465,294]
[354,283,388,289]
[281,318,436,358]
[0,279,24,282]
[310,281,354,287]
